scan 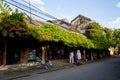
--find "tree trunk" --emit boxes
[20,48,28,63]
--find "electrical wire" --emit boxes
[3,0,72,26]
[21,0,58,20]
[4,0,47,20]
[11,0,58,20]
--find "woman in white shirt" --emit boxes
[69,51,74,63]
[76,50,81,64]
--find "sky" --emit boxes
[9,0,120,29]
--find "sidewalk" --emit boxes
[0,57,111,80]
[0,59,76,80]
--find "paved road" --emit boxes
[2,56,120,80]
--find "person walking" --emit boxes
[69,51,74,63]
[46,51,53,66]
[76,50,81,65]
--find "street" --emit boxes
[2,56,120,80]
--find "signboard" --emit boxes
[28,50,36,61]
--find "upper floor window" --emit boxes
[61,23,69,28]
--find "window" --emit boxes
[61,23,69,28]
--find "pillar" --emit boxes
[3,40,7,65]
[20,48,28,63]
[42,46,46,63]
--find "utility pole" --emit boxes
[29,0,31,23]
